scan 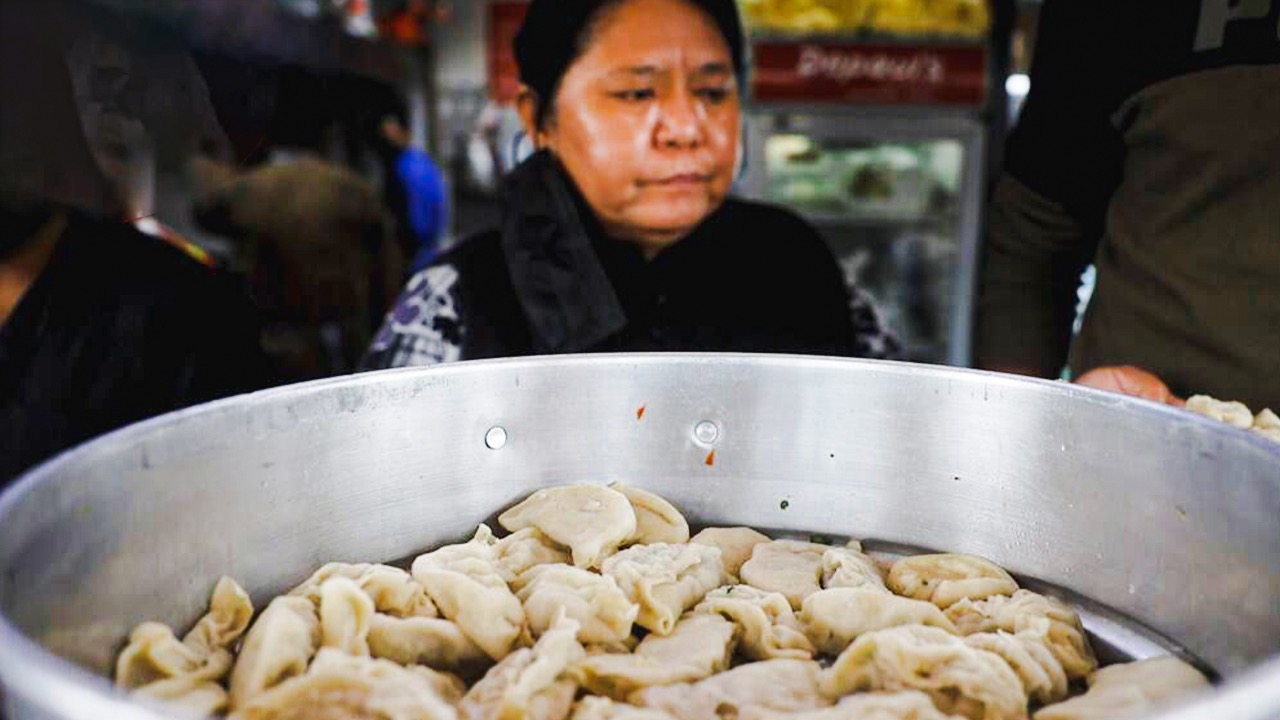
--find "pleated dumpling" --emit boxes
[610,483,690,545]
[227,648,459,720]
[821,546,887,592]
[631,659,828,720]
[515,564,639,645]
[821,625,1028,720]
[290,563,438,618]
[689,527,771,580]
[458,613,587,720]
[318,577,376,656]
[572,614,738,699]
[367,614,489,674]
[964,631,1069,705]
[800,588,958,655]
[1186,395,1255,428]
[572,697,679,720]
[117,577,252,691]
[493,529,572,584]
[229,596,321,710]
[498,485,637,569]
[412,527,527,661]
[740,691,968,720]
[887,555,1018,609]
[945,590,1097,680]
[1033,657,1209,720]
[740,540,828,610]
[601,543,726,635]
[693,585,814,660]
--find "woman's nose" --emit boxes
[654,93,705,148]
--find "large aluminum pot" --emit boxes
[1,355,1278,720]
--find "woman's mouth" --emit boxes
[646,173,711,187]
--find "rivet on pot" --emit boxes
[485,426,508,450]
[694,421,719,444]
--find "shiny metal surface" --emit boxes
[1,354,1278,720]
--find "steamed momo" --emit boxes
[515,564,639,645]
[458,613,586,720]
[493,529,572,584]
[694,584,815,660]
[1033,657,1209,720]
[412,527,526,660]
[290,563,438,619]
[572,697,679,720]
[227,649,459,720]
[601,543,725,635]
[945,591,1097,680]
[800,588,958,655]
[821,625,1028,720]
[689,527,771,579]
[572,614,738,698]
[229,596,321,709]
[821,546,887,592]
[367,614,489,673]
[739,540,828,609]
[632,659,828,720]
[888,555,1019,609]
[740,691,967,720]
[319,577,376,656]
[611,483,690,545]
[964,631,1069,705]
[498,485,637,569]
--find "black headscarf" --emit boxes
[513,0,747,127]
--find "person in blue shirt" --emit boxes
[381,116,448,274]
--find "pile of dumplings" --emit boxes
[114,483,1210,720]
[1186,395,1280,444]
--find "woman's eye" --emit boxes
[612,89,656,102]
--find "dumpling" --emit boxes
[631,659,828,720]
[740,691,967,720]
[493,529,572,584]
[800,588,958,655]
[689,527,770,580]
[740,540,828,610]
[117,577,252,690]
[945,590,1097,680]
[572,614,738,699]
[1033,657,1209,720]
[1186,395,1254,428]
[319,577,375,656]
[602,543,726,635]
[229,596,321,709]
[498,485,637,569]
[290,563,439,619]
[821,625,1028,720]
[821,547,887,592]
[412,528,527,660]
[367,614,489,675]
[964,631,1068,705]
[694,585,814,660]
[227,648,459,720]
[887,555,1018,609]
[572,697,679,720]
[611,483,690,545]
[515,564,639,645]
[133,676,230,718]
[458,613,587,720]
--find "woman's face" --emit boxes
[524,0,741,254]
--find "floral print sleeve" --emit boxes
[362,264,466,370]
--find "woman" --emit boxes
[364,0,897,369]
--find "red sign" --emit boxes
[752,42,988,107]
[488,2,530,105]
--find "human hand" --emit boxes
[1075,366,1185,407]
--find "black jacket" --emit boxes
[364,152,896,369]
[0,214,267,482]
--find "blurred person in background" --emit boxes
[977,0,1280,411]
[380,114,448,275]
[0,0,267,483]
[364,0,897,369]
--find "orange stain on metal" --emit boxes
[637,405,647,421]
[705,449,716,466]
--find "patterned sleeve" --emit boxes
[849,285,903,360]
[361,264,466,370]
